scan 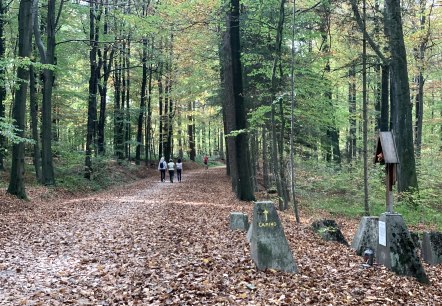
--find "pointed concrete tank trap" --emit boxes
[248,201,297,273]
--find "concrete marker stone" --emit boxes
[249,201,297,273]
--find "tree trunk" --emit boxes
[33,0,60,185]
[0,0,6,171]
[29,64,42,182]
[97,3,114,155]
[380,65,389,131]
[157,60,164,158]
[8,0,32,199]
[187,100,195,161]
[385,0,418,192]
[125,37,131,161]
[113,52,124,161]
[222,0,255,201]
[262,126,269,189]
[269,0,287,210]
[320,2,341,165]
[362,0,369,216]
[347,65,357,161]
[137,37,148,165]
[413,0,429,158]
[145,51,153,165]
[84,0,100,179]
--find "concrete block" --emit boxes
[376,213,428,284]
[312,219,349,246]
[422,232,442,265]
[249,201,297,273]
[229,212,249,231]
[351,216,379,256]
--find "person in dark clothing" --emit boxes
[158,157,166,182]
[176,158,183,182]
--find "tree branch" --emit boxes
[349,0,388,65]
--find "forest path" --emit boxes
[1,167,442,305]
[0,167,251,305]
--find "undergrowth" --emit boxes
[296,151,442,230]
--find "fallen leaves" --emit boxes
[0,167,442,305]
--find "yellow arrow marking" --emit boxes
[263,208,269,222]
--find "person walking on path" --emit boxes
[167,159,175,183]
[203,155,209,170]
[176,158,183,182]
[158,157,167,182]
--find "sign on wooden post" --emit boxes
[374,131,399,213]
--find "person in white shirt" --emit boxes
[176,158,183,182]
[167,159,175,183]
[158,157,167,182]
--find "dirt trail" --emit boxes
[1,167,441,305]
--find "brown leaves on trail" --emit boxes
[1,167,442,305]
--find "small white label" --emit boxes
[379,221,386,246]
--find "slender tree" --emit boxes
[0,0,6,171]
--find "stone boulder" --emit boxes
[312,219,349,246]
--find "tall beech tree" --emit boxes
[33,0,63,185]
[350,0,418,193]
[85,0,101,179]
[222,0,255,201]
[384,0,418,192]
[8,0,33,199]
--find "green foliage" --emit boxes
[0,117,35,145]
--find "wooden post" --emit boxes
[386,164,394,212]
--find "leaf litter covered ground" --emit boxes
[1,166,442,305]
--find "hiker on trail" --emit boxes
[167,159,175,183]
[176,158,183,182]
[158,157,167,182]
[203,155,208,170]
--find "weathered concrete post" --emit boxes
[422,232,442,265]
[229,212,249,231]
[249,201,297,273]
[377,213,429,283]
[351,216,379,256]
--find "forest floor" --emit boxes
[0,166,442,305]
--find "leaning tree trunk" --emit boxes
[270,0,287,210]
[385,0,418,192]
[8,0,33,199]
